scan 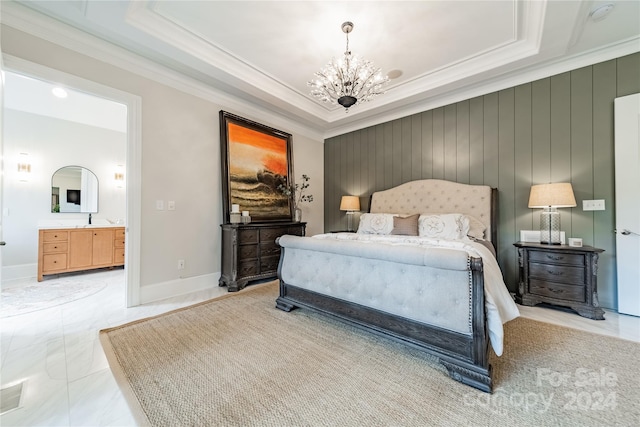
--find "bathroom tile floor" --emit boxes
[1,269,639,426]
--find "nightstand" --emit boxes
[514,242,605,320]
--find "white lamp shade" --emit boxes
[528,183,577,208]
[340,196,360,212]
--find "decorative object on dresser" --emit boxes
[339,195,360,232]
[220,222,305,292]
[278,174,313,223]
[527,183,577,244]
[219,111,294,223]
[514,242,604,320]
[38,227,125,281]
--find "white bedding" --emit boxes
[312,233,520,356]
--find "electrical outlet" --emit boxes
[168,200,175,211]
[177,259,185,270]
[583,199,605,211]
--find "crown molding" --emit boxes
[325,36,640,138]
[0,2,325,141]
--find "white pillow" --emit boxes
[357,213,397,235]
[466,215,487,240]
[418,214,470,240]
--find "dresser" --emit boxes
[220,222,306,292]
[38,227,125,281]
[514,242,605,320]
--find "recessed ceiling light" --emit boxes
[590,3,615,22]
[52,87,68,98]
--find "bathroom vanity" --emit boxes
[37,226,125,281]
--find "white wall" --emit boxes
[1,24,325,293]
[2,109,126,274]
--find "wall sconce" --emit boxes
[114,165,125,188]
[528,183,577,244]
[340,195,360,232]
[17,153,31,181]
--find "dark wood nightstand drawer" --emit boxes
[529,279,585,302]
[528,250,584,266]
[514,242,604,320]
[529,262,584,284]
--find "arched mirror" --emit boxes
[51,166,99,213]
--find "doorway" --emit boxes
[1,58,142,307]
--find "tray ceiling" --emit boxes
[4,0,640,136]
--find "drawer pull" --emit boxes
[547,270,564,276]
[546,254,563,261]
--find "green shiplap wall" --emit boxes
[324,53,640,309]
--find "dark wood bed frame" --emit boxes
[276,187,498,393]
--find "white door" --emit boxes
[614,93,640,317]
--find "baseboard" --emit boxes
[139,272,221,304]
[1,264,37,282]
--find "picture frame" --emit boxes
[219,111,294,223]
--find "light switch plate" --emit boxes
[583,199,605,211]
[156,200,164,210]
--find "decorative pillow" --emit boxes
[391,214,419,236]
[418,214,470,240]
[357,213,397,235]
[466,215,487,240]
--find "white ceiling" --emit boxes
[5,0,640,137]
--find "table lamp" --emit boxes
[528,183,577,244]
[340,196,360,232]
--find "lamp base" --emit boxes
[540,208,562,244]
[346,212,354,232]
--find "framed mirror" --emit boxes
[51,166,98,213]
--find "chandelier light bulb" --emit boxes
[308,21,389,111]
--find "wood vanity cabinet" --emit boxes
[220,222,306,292]
[38,227,125,281]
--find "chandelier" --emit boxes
[308,21,389,110]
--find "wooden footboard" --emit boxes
[276,245,492,393]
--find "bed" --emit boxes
[275,179,519,392]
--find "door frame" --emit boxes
[3,55,142,307]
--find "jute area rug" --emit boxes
[100,281,639,427]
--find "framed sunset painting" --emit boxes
[219,111,294,222]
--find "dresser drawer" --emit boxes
[42,230,68,242]
[238,260,259,277]
[528,250,584,266]
[238,244,258,260]
[259,227,288,243]
[260,255,281,274]
[288,225,305,236]
[43,253,67,272]
[529,279,585,302]
[238,229,259,244]
[529,262,584,284]
[259,242,281,257]
[43,242,68,253]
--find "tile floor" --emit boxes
[1,269,639,426]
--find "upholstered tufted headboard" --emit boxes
[369,179,497,245]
